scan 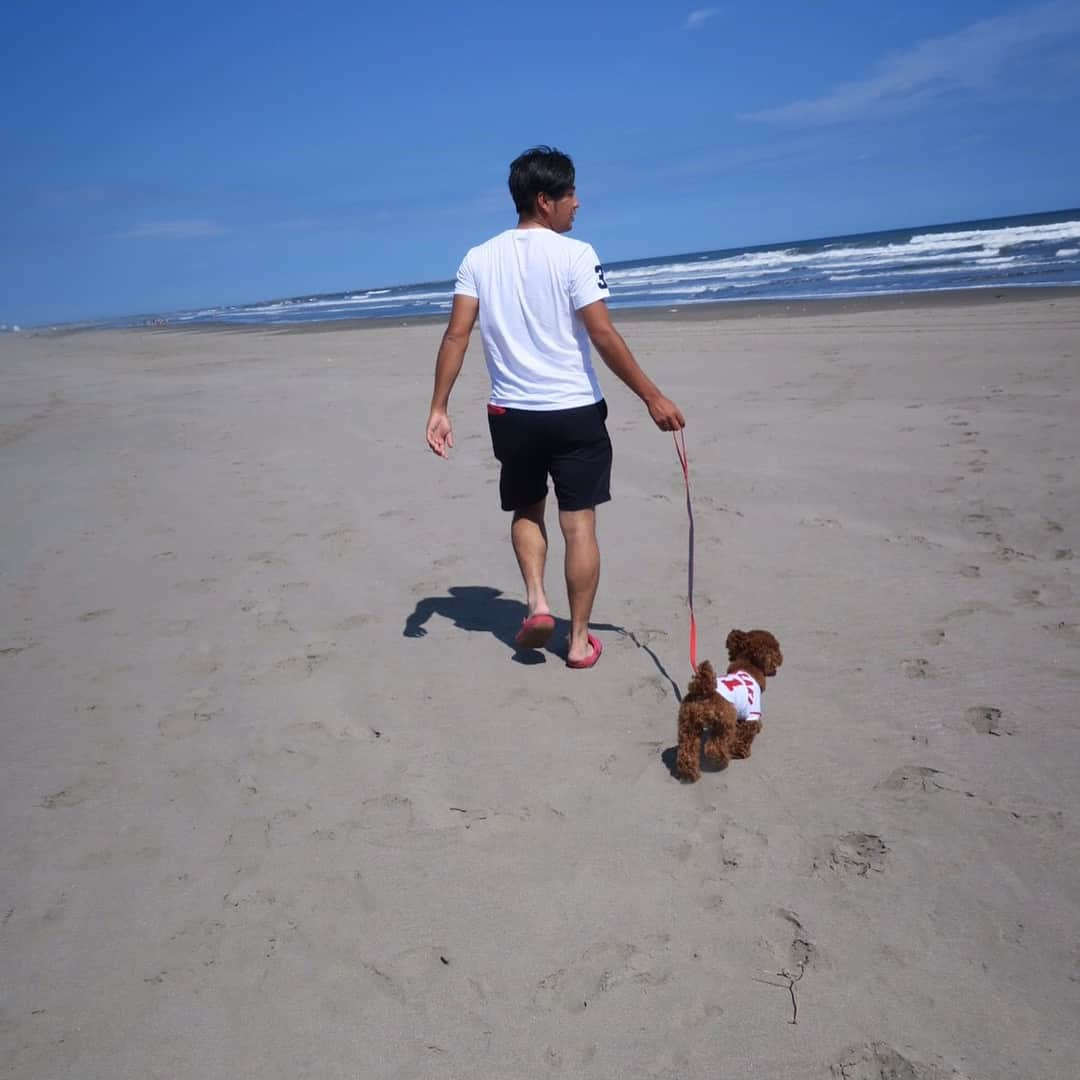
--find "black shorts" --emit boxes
[487,400,612,512]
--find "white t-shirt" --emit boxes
[715,670,763,722]
[454,228,610,410]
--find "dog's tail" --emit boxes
[685,658,717,700]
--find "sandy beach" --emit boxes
[2,292,1078,1079]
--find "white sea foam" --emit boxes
[150,214,1079,329]
[606,219,1080,292]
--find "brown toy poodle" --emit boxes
[675,628,783,782]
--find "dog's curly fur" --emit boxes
[674,628,783,782]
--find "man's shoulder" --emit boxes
[466,229,597,259]
[465,229,516,258]
[540,230,598,259]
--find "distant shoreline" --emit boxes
[15,283,1080,340]
[51,283,1080,336]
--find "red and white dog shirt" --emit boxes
[715,670,762,722]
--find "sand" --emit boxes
[1,292,1078,1079]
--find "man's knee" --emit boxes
[559,507,597,540]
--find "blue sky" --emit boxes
[3,0,1079,326]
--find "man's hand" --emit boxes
[427,294,477,460]
[647,394,685,432]
[426,410,454,458]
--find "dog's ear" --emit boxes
[725,629,748,660]
[747,631,783,675]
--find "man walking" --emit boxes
[425,146,684,667]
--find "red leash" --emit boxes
[673,430,697,673]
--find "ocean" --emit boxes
[96,207,1080,329]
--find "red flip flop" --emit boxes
[566,633,603,669]
[514,613,556,650]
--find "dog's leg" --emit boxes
[702,703,735,769]
[675,708,702,782]
[728,720,762,759]
[702,731,729,768]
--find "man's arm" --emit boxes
[578,300,685,431]
[426,294,479,458]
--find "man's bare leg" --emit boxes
[560,508,600,663]
[511,498,551,618]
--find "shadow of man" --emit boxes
[404,586,686,695]
[403,585,547,663]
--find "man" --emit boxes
[425,146,684,668]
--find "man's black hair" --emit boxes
[508,146,576,216]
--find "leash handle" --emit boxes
[673,430,698,673]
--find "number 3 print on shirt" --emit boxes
[595,264,608,290]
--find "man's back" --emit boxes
[455,227,609,410]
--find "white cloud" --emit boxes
[746,0,1080,124]
[684,7,721,30]
[116,219,225,240]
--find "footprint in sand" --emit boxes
[715,818,768,873]
[961,512,998,540]
[0,639,37,657]
[1013,587,1046,608]
[817,833,889,877]
[221,885,277,912]
[158,703,222,739]
[993,545,1036,563]
[533,936,671,1014]
[364,946,464,1005]
[695,495,743,516]
[878,765,1062,832]
[628,673,672,704]
[1043,621,1080,646]
[901,657,939,679]
[831,1041,974,1080]
[39,778,106,809]
[876,765,949,794]
[174,577,218,594]
[941,601,1010,621]
[78,608,115,622]
[247,551,288,567]
[185,646,221,676]
[965,705,1013,736]
[257,608,298,633]
[344,795,417,842]
[272,644,334,677]
[600,742,662,783]
[165,917,226,970]
[767,908,818,970]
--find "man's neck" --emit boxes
[516,216,550,231]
